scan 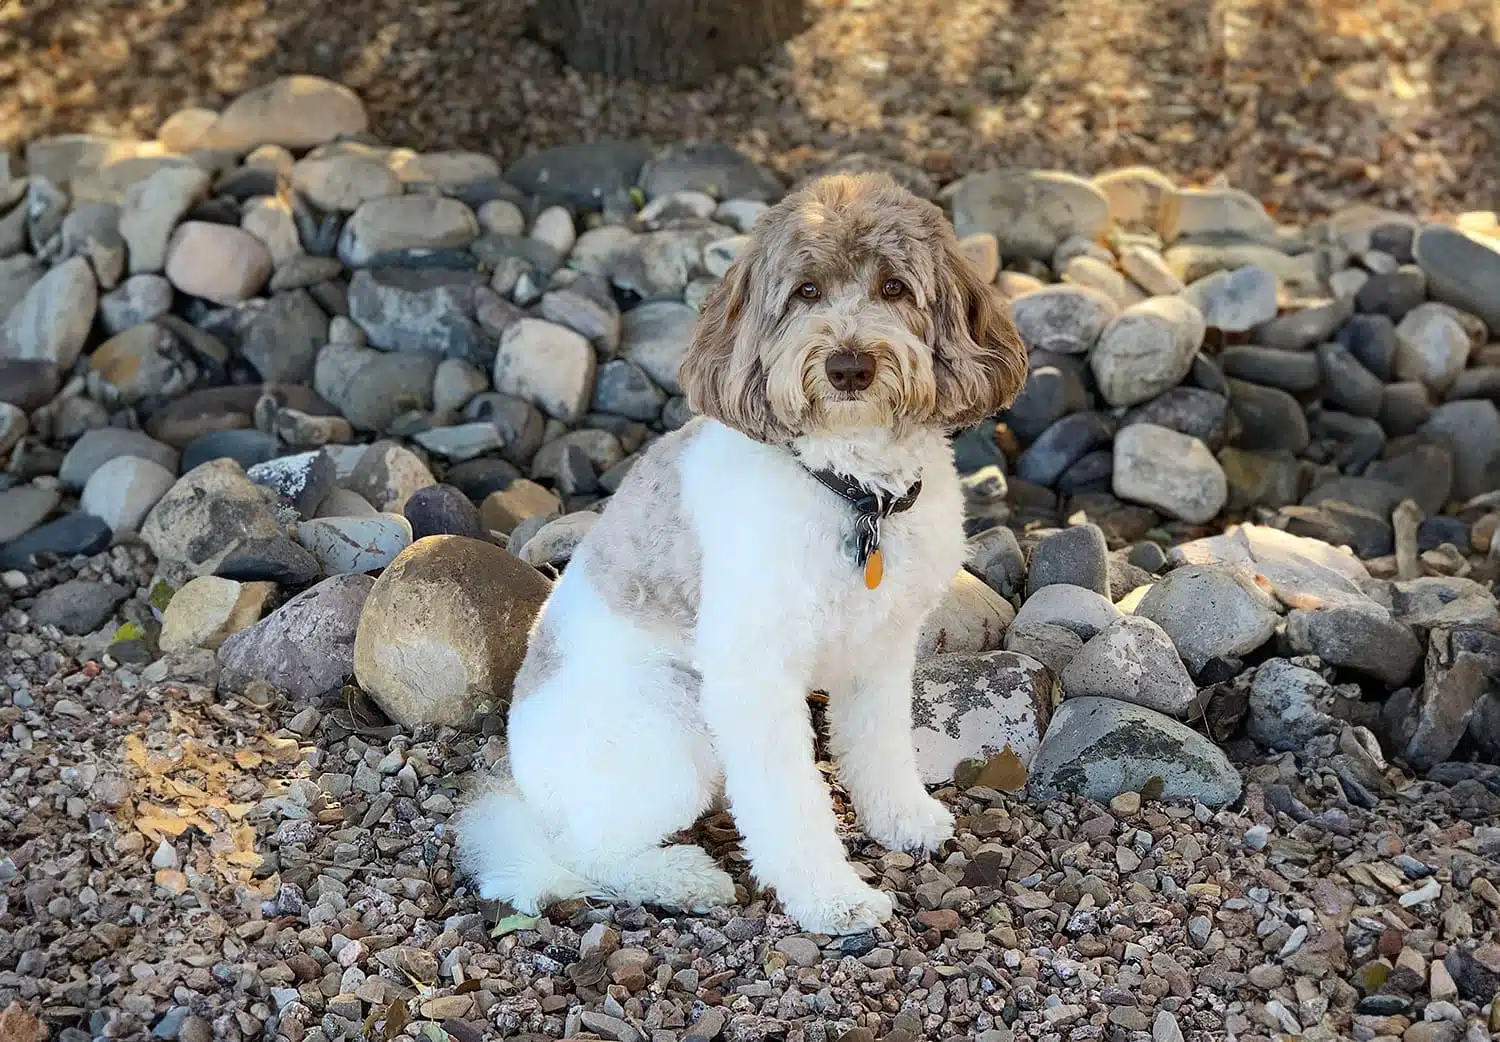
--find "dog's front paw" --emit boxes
[782,878,894,935]
[861,791,955,854]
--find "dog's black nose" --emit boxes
[826,350,876,392]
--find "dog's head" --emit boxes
[680,173,1027,443]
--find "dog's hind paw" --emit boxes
[783,879,894,935]
[861,791,955,854]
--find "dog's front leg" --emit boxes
[697,626,893,935]
[828,632,955,853]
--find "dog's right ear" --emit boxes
[679,246,787,441]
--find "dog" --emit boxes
[454,172,1027,935]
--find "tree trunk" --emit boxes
[531,0,808,87]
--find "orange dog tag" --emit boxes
[864,548,883,590]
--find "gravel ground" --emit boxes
[3,0,1498,220]
[3,546,1499,1041]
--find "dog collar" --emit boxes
[805,468,922,590]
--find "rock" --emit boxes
[1012,583,1121,640]
[513,512,598,568]
[1183,266,1279,332]
[1112,424,1226,523]
[1413,223,1500,332]
[239,290,328,384]
[1365,444,1453,517]
[1285,605,1421,687]
[218,574,374,701]
[141,460,283,577]
[910,651,1053,782]
[504,141,652,209]
[477,199,525,236]
[28,579,130,635]
[97,275,170,340]
[1136,565,1280,673]
[411,423,506,463]
[1407,652,1488,771]
[1060,615,1198,718]
[316,341,440,433]
[164,222,271,305]
[1356,268,1426,319]
[338,196,479,267]
[239,196,302,270]
[1336,313,1398,380]
[59,429,179,488]
[1121,387,1229,451]
[0,511,113,568]
[1016,412,1115,486]
[80,455,177,534]
[1247,659,1341,752]
[403,484,484,540]
[1028,697,1241,806]
[1002,367,1068,442]
[1218,448,1302,511]
[1381,382,1435,437]
[119,166,211,274]
[593,359,668,421]
[247,451,336,518]
[159,576,276,651]
[1227,380,1311,453]
[1418,400,1500,500]
[354,536,552,728]
[0,485,61,545]
[179,430,279,476]
[431,358,490,416]
[88,322,196,404]
[1093,166,1176,230]
[346,268,490,365]
[1009,285,1117,354]
[295,514,413,575]
[1394,303,1472,393]
[316,488,377,518]
[1219,345,1321,393]
[621,301,696,396]
[1003,620,1084,678]
[1063,255,1134,306]
[1252,296,1354,351]
[202,76,367,151]
[2,256,97,368]
[0,359,59,412]
[1158,187,1277,243]
[1027,524,1109,598]
[215,535,321,586]
[1119,244,1185,296]
[291,152,401,212]
[345,441,436,512]
[1317,341,1385,417]
[1090,296,1206,407]
[0,401,25,457]
[639,142,782,201]
[481,480,561,535]
[967,525,1026,599]
[493,318,596,423]
[916,571,1016,658]
[950,169,1110,261]
[539,275,621,350]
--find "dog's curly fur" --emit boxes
[455,173,1027,934]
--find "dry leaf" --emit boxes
[381,999,411,1041]
[975,745,1028,793]
[1140,776,1166,801]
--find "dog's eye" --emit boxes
[795,281,821,302]
[881,278,908,300]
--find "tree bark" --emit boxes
[530,0,808,87]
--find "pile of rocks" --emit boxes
[3,75,1500,1042]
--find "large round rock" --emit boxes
[910,651,1054,784]
[354,536,552,729]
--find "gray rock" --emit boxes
[1219,345,1320,393]
[248,451,336,518]
[1027,697,1241,806]
[1365,443,1454,517]
[596,224,734,300]
[1226,380,1310,454]
[295,513,413,575]
[411,422,506,463]
[1356,267,1426,319]
[141,459,284,578]
[119,165,211,274]
[514,512,599,568]
[347,268,492,367]
[504,140,652,209]
[966,525,1025,599]
[1391,576,1500,633]
[315,340,439,433]
[1003,620,1084,679]
[80,455,177,534]
[0,485,61,544]
[950,169,1110,261]
[1285,605,1422,687]
[1,256,97,368]
[1317,341,1384,417]
[493,318,597,423]
[1182,266,1279,332]
[1159,186,1276,242]
[403,484,484,540]
[1002,367,1068,442]
[1413,223,1500,332]
[1252,296,1353,351]
[538,274,620,352]
[1009,285,1117,354]
[431,357,490,416]
[621,301,696,395]
[1090,296,1206,407]
[917,571,1017,659]
[86,322,197,405]
[1112,424,1226,523]
[1335,313,1398,379]
[1218,448,1302,511]
[464,392,546,466]
[1027,523,1109,598]
[337,195,479,267]
[593,358,667,421]
[1246,659,1341,752]
[28,579,130,635]
[0,358,58,412]
[344,441,436,512]
[1060,615,1198,717]
[1012,583,1121,640]
[1380,381,1433,438]
[1417,400,1500,500]
[639,142,782,201]
[60,201,126,288]
[215,535,321,586]
[1121,387,1228,451]
[1016,412,1115,486]
[910,651,1053,783]
[239,290,329,384]
[1394,303,1471,393]
[1136,564,1280,673]
[218,574,375,701]
[59,429,180,488]
[0,511,113,568]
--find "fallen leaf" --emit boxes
[975,746,1028,793]
[490,912,541,938]
[380,999,411,1041]
[1140,776,1166,801]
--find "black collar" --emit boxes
[804,466,922,572]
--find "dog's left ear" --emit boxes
[930,236,1028,429]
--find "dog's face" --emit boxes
[680,173,1027,443]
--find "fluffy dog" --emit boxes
[455,173,1027,934]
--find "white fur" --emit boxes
[455,418,966,934]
